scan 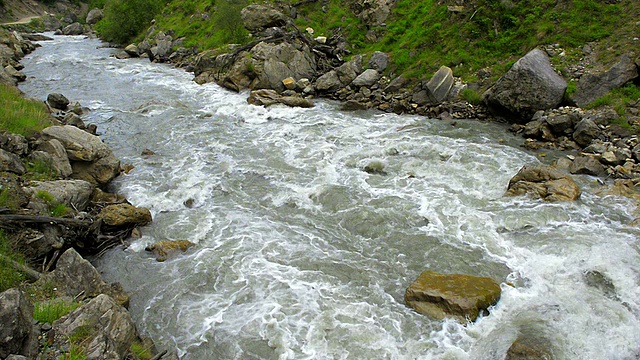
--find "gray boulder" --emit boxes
[42,125,111,162]
[315,70,342,92]
[0,148,26,174]
[545,114,574,135]
[47,93,70,110]
[0,289,37,359]
[0,132,28,156]
[38,139,73,178]
[85,9,104,25]
[240,5,287,33]
[26,180,95,211]
[4,65,25,82]
[336,55,363,85]
[569,156,605,176]
[52,294,137,360]
[367,51,389,71]
[573,118,601,147]
[483,49,567,122]
[43,15,63,31]
[572,55,639,108]
[426,65,454,103]
[124,44,140,57]
[70,153,121,186]
[61,22,84,36]
[352,68,380,87]
[251,42,317,93]
[36,248,130,307]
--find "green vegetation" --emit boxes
[0,230,26,292]
[95,0,164,44]
[36,190,71,217]
[129,341,153,360]
[586,83,640,131]
[152,0,249,50]
[25,158,59,181]
[461,88,481,105]
[34,299,80,324]
[0,84,51,136]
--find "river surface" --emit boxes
[19,35,640,359]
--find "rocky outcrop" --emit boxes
[571,54,639,108]
[0,289,37,359]
[98,203,152,227]
[405,270,501,322]
[35,248,130,307]
[505,165,581,201]
[483,49,567,122]
[51,294,137,360]
[85,9,104,26]
[42,125,120,186]
[145,240,196,262]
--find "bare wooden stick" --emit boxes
[0,214,91,226]
[150,350,168,360]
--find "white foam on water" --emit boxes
[19,35,640,359]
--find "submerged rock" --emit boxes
[145,240,196,262]
[506,337,553,360]
[404,270,501,322]
[505,165,581,201]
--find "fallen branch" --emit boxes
[0,253,42,280]
[0,214,91,227]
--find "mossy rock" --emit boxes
[405,270,501,322]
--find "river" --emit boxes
[18,34,640,359]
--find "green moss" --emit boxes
[0,84,51,137]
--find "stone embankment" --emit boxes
[0,27,180,360]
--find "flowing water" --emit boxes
[19,35,640,359]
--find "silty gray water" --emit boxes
[19,35,640,359]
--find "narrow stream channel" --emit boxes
[19,34,640,359]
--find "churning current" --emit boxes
[19,35,640,360]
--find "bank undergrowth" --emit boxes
[0,83,51,136]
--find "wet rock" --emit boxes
[99,203,152,227]
[367,51,389,72]
[61,22,84,36]
[247,89,313,108]
[282,77,296,90]
[35,248,130,307]
[569,156,605,176]
[52,294,137,360]
[505,164,581,201]
[47,93,70,110]
[584,270,617,299]
[572,118,601,147]
[25,180,95,211]
[505,337,553,360]
[572,54,639,108]
[85,8,104,25]
[91,188,127,205]
[251,42,317,93]
[4,65,25,82]
[240,5,287,33]
[38,139,73,178]
[523,120,554,141]
[0,289,37,359]
[362,159,387,175]
[0,148,26,175]
[404,270,501,322]
[145,240,195,262]
[483,49,567,122]
[600,146,631,166]
[63,113,86,129]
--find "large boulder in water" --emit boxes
[240,5,287,33]
[405,270,501,322]
[483,49,567,123]
[98,203,152,227]
[145,240,196,262]
[505,164,581,201]
[0,289,37,358]
[571,54,639,108]
[61,22,84,36]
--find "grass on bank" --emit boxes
[33,299,80,324]
[0,230,26,292]
[0,83,51,136]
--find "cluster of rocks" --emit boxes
[0,28,38,85]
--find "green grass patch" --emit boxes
[461,88,482,105]
[0,230,26,292]
[25,158,59,181]
[35,190,71,217]
[0,83,51,137]
[130,341,153,360]
[34,299,80,324]
[585,83,640,132]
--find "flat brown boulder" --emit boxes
[505,165,581,201]
[145,240,195,262]
[405,270,501,322]
[99,203,152,227]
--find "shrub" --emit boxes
[95,0,164,44]
[211,0,248,44]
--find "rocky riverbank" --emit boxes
[0,27,180,360]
